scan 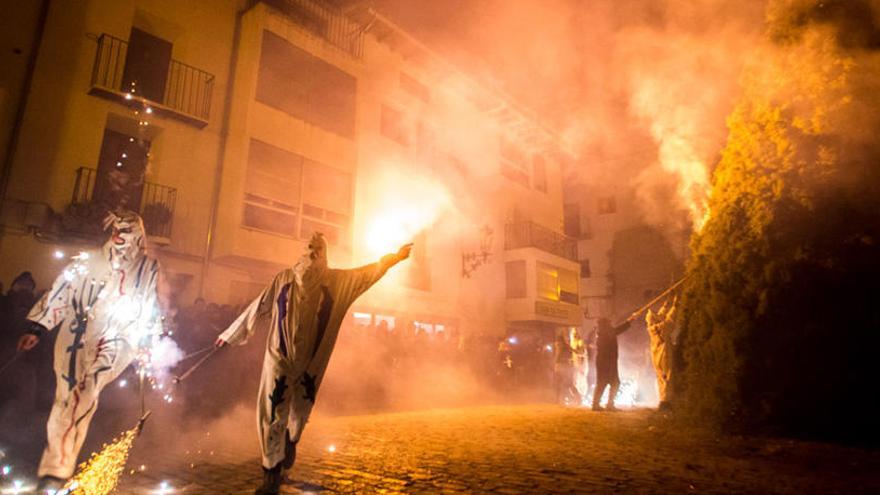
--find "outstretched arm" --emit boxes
[215,286,271,347]
[345,243,413,300]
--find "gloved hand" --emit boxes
[17,321,46,351]
[396,243,414,261]
[17,333,39,351]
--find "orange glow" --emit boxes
[361,166,453,258]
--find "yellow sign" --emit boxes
[535,300,572,320]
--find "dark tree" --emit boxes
[678,0,880,443]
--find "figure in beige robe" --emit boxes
[216,233,411,495]
[645,296,677,409]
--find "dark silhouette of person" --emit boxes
[592,317,632,411]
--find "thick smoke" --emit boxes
[376,0,765,229]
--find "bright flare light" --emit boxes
[53,250,65,259]
[327,445,336,453]
[362,168,453,258]
[155,481,172,494]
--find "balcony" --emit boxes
[261,0,364,58]
[505,221,577,261]
[89,33,214,127]
[65,167,177,242]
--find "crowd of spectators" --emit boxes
[1,271,563,427]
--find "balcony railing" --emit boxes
[505,221,577,261]
[261,0,364,58]
[70,167,177,240]
[89,33,215,126]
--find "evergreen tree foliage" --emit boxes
[678,0,880,442]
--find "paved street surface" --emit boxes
[117,405,879,494]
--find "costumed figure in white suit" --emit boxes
[16,211,163,491]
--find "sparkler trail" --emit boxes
[60,427,138,495]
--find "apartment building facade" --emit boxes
[563,181,688,324]
[0,0,579,345]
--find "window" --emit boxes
[580,259,591,278]
[598,195,617,214]
[581,216,592,239]
[243,140,302,238]
[505,260,526,299]
[352,312,372,327]
[400,73,430,103]
[413,320,434,334]
[94,128,150,212]
[122,28,172,103]
[536,262,558,301]
[537,262,579,304]
[559,268,579,304]
[256,31,356,138]
[300,158,351,245]
[500,136,529,188]
[242,140,350,244]
[563,203,580,238]
[533,155,547,193]
[375,314,396,330]
[381,104,410,146]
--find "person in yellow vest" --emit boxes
[215,233,411,495]
[645,295,677,410]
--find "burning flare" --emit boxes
[361,167,453,258]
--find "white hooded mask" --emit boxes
[103,210,147,266]
[293,232,328,289]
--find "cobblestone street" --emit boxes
[115,405,879,494]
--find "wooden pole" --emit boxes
[620,274,689,324]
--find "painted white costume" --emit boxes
[25,212,161,480]
[645,298,677,405]
[218,234,406,471]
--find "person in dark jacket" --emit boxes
[591,317,632,411]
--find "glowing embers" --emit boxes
[581,379,641,409]
[60,427,138,495]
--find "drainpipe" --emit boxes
[199,4,249,297]
[0,0,50,209]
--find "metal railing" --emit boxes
[261,0,365,58]
[90,33,215,123]
[505,221,577,261]
[72,167,177,239]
